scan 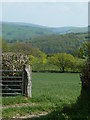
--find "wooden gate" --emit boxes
[0,70,25,96]
[0,65,31,97]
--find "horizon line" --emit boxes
[0,21,88,28]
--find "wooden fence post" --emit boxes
[24,64,32,98]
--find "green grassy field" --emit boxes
[32,73,81,103]
[2,73,81,119]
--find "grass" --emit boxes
[31,73,81,103]
[2,73,81,119]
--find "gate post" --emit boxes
[22,66,25,96]
[23,64,32,98]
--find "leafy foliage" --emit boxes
[48,53,75,72]
[72,42,88,59]
[9,42,40,56]
[32,33,86,54]
[73,58,85,72]
[2,39,9,52]
[80,39,90,94]
[80,58,90,93]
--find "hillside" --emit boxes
[31,33,87,54]
[1,22,88,42]
[1,22,88,54]
[1,22,53,42]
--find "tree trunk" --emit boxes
[62,66,65,73]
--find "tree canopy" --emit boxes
[48,53,75,72]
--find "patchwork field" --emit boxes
[2,73,81,119]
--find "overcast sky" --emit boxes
[2,2,88,27]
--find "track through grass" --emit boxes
[2,73,81,119]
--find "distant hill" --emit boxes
[49,27,88,34]
[0,22,88,42]
[1,22,53,42]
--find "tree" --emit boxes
[28,51,47,71]
[28,55,37,66]
[10,42,40,56]
[80,41,90,93]
[2,39,9,52]
[37,52,47,65]
[80,59,90,94]
[37,51,47,70]
[48,53,75,72]
[73,58,85,72]
[79,42,88,59]
[72,42,88,59]
[78,40,90,117]
[87,42,90,58]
